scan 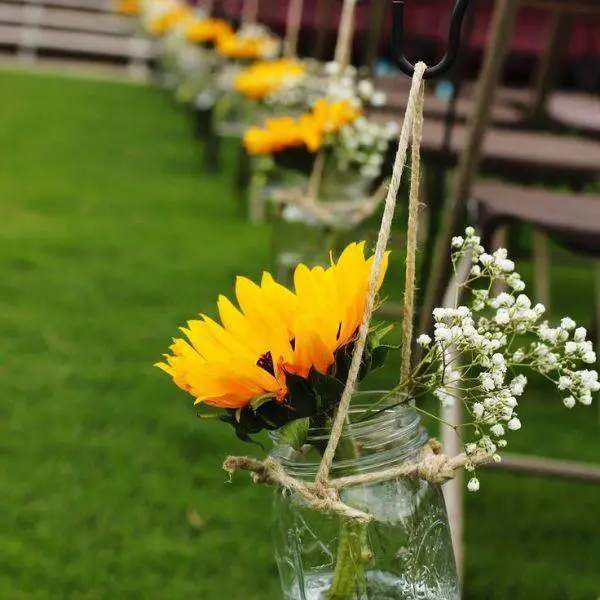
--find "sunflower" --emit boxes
[216,33,279,61]
[156,273,299,409]
[242,98,360,156]
[157,243,389,415]
[184,18,233,45]
[115,0,140,16]
[243,116,306,155]
[148,4,190,36]
[291,242,389,376]
[234,59,306,101]
[309,99,362,134]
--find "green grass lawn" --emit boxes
[1,70,599,600]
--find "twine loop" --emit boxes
[224,440,492,524]
[271,178,389,230]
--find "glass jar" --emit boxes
[213,65,271,137]
[270,202,379,287]
[270,392,460,600]
[267,163,374,205]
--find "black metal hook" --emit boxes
[391,0,470,80]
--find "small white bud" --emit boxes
[565,342,578,355]
[560,317,576,331]
[467,477,480,492]
[371,90,387,107]
[582,351,597,364]
[417,334,432,347]
[490,424,505,437]
[507,417,522,431]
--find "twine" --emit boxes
[400,83,425,384]
[306,150,326,201]
[203,0,215,17]
[314,63,428,489]
[241,0,259,26]
[284,0,304,59]
[224,440,492,524]
[271,178,389,229]
[333,0,358,70]
[225,64,492,521]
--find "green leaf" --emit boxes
[219,408,270,448]
[369,322,395,346]
[250,394,276,412]
[308,369,346,414]
[285,371,319,417]
[278,418,310,451]
[370,344,394,372]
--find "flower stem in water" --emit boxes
[327,424,369,599]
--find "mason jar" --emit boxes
[270,201,379,287]
[270,392,460,600]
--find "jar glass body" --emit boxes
[213,65,270,137]
[267,163,374,205]
[270,393,460,600]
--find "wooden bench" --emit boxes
[474,181,600,256]
[376,76,600,140]
[0,0,153,76]
[374,85,523,128]
[1,0,113,14]
[543,92,600,140]
[371,112,600,187]
[0,2,134,36]
[0,23,153,62]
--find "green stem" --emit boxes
[326,425,370,599]
[328,519,368,599]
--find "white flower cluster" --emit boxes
[266,62,387,113]
[234,23,280,59]
[335,117,399,179]
[414,227,598,491]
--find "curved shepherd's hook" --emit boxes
[392,0,470,79]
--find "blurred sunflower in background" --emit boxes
[234,59,307,101]
[115,0,141,16]
[216,32,279,61]
[147,4,190,36]
[184,18,234,46]
[243,99,361,156]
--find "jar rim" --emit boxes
[270,390,428,478]
[304,390,416,441]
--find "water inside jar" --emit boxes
[283,571,460,600]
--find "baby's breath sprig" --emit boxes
[409,227,598,491]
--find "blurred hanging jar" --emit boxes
[270,392,460,600]
[264,148,383,285]
[174,16,234,105]
[214,65,259,136]
[212,25,281,137]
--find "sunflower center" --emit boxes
[256,351,275,376]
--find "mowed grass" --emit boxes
[0,70,598,600]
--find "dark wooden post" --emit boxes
[526,9,572,124]
[363,0,387,69]
[314,0,336,60]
